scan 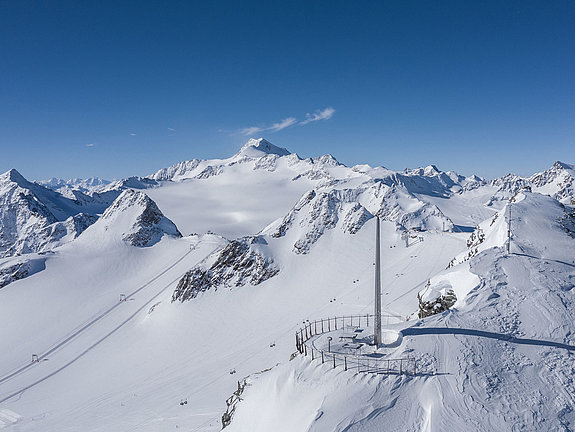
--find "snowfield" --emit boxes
[0,138,574,431]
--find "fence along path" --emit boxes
[295,314,416,375]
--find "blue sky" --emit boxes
[1,1,574,180]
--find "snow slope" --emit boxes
[228,191,575,432]
[1,139,574,431]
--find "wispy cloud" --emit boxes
[300,107,335,125]
[238,107,335,136]
[269,117,297,132]
[129,133,137,136]
[168,127,176,132]
[85,143,95,147]
[239,126,265,136]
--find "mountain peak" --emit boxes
[424,164,440,176]
[237,138,291,158]
[96,189,182,247]
[1,168,29,186]
[552,161,574,171]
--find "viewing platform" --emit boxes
[295,314,417,375]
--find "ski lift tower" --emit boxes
[374,217,382,346]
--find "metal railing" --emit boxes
[295,314,416,375]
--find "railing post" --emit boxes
[367,314,369,326]
[322,351,324,364]
[311,347,314,360]
[321,319,324,333]
[304,344,307,356]
[335,317,338,330]
[344,356,347,371]
[413,359,416,375]
[333,354,336,369]
[387,360,390,375]
[315,320,318,334]
[400,359,403,375]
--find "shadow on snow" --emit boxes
[402,327,575,351]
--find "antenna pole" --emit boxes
[506,202,511,254]
[374,217,382,347]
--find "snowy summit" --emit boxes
[236,137,291,158]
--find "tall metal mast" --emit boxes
[374,217,382,346]
[506,202,512,254]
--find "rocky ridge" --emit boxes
[97,189,182,247]
[172,236,278,302]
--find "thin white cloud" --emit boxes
[239,126,265,136]
[168,127,176,131]
[269,117,297,132]
[300,107,335,125]
[129,133,137,136]
[238,107,335,136]
[85,143,95,147]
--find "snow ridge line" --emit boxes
[0,243,224,404]
[0,245,197,388]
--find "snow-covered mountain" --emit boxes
[79,189,182,247]
[39,176,112,192]
[1,139,574,432]
[0,169,116,258]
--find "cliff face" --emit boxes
[95,189,182,247]
[172,236,279,302]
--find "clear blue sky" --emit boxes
[1,0,574,180]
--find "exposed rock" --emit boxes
[195,165,224,179]
[417,280,457,318]
[172,236,278,302]
[221,379,249,429]
[237,138,290,158]
[270,180,452,254]
[342,203,372,234]
[112,176,159,190]
[0,169,123,257]
[149,159,201,181]
[99,189,182,247]
[253,154,279,172]
[0,258,46,289]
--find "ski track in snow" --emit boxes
[0,241,222,405]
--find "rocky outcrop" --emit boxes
[417,280,457,318]
[172,236,279,302]
[0,258,46,289]
[222,379,249,429]
[149,159,201,181]
[99,189,182,247]
[194,165,224,179]
[269,180,452,254]
[418,289,457,318]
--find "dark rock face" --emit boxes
[0,259,46,289]
[172,237,279,302]
[559,206,575,237]
[0,262,31,288]
[195,165,223,179]
[101,189,182,247]
[418,289,457,318]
